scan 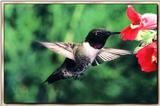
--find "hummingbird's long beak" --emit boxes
[110,32,120,35]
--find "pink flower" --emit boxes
[120,5,157,41]
[136,41,157,72]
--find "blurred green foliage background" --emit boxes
[4,4,158,104]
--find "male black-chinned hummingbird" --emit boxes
[40,28,131,84]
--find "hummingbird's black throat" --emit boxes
[85,28,120,49]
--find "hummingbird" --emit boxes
[40,28,131,84]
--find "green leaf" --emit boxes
[136,30,157,44]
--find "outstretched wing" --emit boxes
[92,48,131,66]
[39,42,75,60]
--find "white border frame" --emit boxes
[1,1,160,106]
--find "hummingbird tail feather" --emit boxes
[45,71,66,84]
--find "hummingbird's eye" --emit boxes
[96,32,103,37]
[106,31,111,36]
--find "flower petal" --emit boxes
[141,13,157,29]
[120,26,140,40]
[136,41,157,72]
[127,5,141,24]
